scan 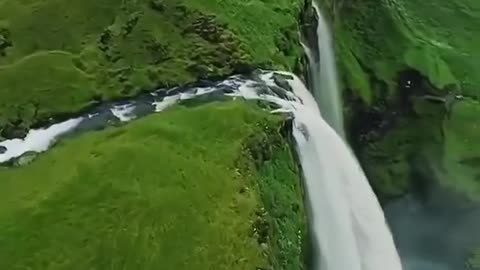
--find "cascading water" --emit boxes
[300,4,402,268]
[259,74,403,270]
[0,73,402,270]
[303,2,345,139]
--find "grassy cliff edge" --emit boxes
[0,0,306,138]
[0,101,306,269]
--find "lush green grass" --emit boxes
[443,98,480,199]
[0,0,304,137]
[242,125,307,269]
[0,51,95,133]
[328,0,480,101]
[0,101,306,270]
[325,0,480,200]
[358,97,480,201]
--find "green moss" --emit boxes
[0,51,95,131]
[467,249,480,269]
[328,0,480,200]
[257,147,306,269]
[443,98,480,200]
[336,30,372,104]
[0,0,305,136]
[360,98,445,199]
[0,101,305,270]
[404,47,458,90]
[325,0,480,101]
[241,120,306,269]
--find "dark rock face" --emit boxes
[273,72,294,92]
[1,123,29,140]
[299,0,318,61]
[0,146,6,154]
[0,28,12,56]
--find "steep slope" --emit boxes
[0,0,305,138]
[320,0,480,200]
[0,101,306,269]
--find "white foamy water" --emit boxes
[153,95,180,112]
[0,70,402,270]
[236,73,402,270]
[111,104,137,122]
[0,118,83,163]
[304,3,345,138]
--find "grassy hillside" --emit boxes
[326,0,480,102]
[0,0,304,138]
[0,101,306,269]
[320,0,480,200]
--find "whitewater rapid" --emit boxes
[0,71,401,270]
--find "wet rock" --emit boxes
[269,85,292,100]
[14,151,38,167]
[0,145,6,154]
[1,124,28,139]
[217,84,235,94]
[272,72,293,92]
[179,91,228,108]
[249,70,265,83]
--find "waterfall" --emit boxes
[286,75,403,270]
[303,2,345,138]
[0,69,402,270]
[231,72,403,270]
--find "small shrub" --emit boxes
[149,0,165,12]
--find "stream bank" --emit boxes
[0,99,307,270]
[0,0,310,140]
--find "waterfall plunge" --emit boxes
[297,2,403,268]
[303,2,345,138]
[0,70,403,270]
[233,73,403,270]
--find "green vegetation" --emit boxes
[321,0,480,200]
[467,249,480,269]
[323,0,480,101]
[0,0,305,138]
[0,101,306,269]
[442,98,480,199]
[243,121,307,269]
[359,98,445,198]
[0,1,309,267]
